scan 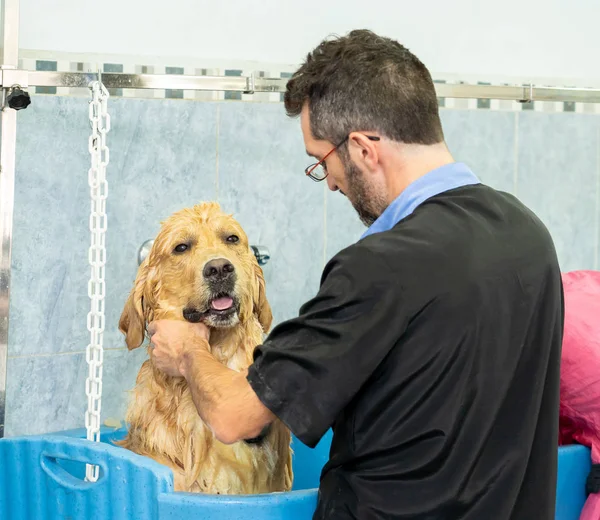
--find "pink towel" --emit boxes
[560,270,600,520]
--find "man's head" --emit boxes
[284,29,448,226]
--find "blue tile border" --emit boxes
[35,60,57,71]
[434,79,447,108]
[103,63,123,73]
[224,69,243,101]
[279,72,293,103]
[103,63,124,97]
[35,60,57,95]
[165,66,184,99]
[476,82,491,109]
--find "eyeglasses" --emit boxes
[305,134,381,182]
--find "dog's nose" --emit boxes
[203,258,235,280]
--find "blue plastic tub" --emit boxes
[0,426,591,520]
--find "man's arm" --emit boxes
[151,245,406,448]
[178,343,275,444]
[148,321,275,445]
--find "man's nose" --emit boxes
[326,176,339,192]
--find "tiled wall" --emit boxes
[5,95,600,437]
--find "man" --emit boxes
[148,29,564,519]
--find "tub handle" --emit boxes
[40,449,107,491]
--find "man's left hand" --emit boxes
[147,320,210,378]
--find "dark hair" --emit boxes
[284,29,444,147]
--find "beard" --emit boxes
[342,158,388,227]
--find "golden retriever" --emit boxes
[116,201,293,494]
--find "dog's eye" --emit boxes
[173,243,189,254]
[226,235,239,244]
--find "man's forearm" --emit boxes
[179,340,275,444]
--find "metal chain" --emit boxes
[85,80,110,482]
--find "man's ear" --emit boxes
[348,132,380,173]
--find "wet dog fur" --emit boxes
[116,202,293,494]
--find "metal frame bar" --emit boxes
[2,70,600,103]
[0,0,20,438]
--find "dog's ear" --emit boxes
[252,259,273,333]
[119,259,155,350]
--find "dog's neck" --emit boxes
[208,319,261,369]
[148,308,262,371]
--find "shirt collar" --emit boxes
[361,162,481,239]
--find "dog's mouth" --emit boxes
[183,293,240,325]
[210,295,235,312]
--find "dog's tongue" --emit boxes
[211,297,233,311]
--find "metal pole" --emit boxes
[0,0,20,438]
[2,71,600,104]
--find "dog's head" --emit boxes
[119,202,273,350]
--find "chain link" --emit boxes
[85,80,110,482]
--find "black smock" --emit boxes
[247,183,564,519]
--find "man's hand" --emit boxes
[147,318,275,444]
[147,319,210,378]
